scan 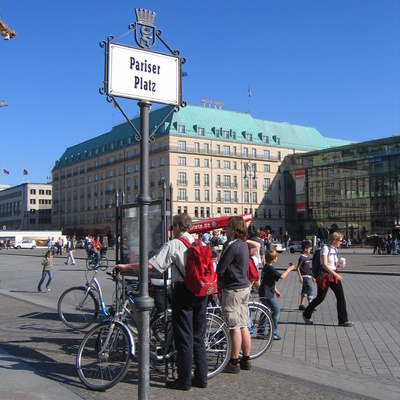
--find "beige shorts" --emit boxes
[221,286,250,330]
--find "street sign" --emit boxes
[107,42,182,106]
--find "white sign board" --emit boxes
[107,43,182,106]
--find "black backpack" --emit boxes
[312,245,328,277]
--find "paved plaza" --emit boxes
[0,248,399,399]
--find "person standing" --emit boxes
[284,230,291,253]
[296,241,314,310]
[302,232,354,327]
[217,216,252,373]
[258,250,295,340]
[38,249,53,292]
[115,213,208,391]
[65,234,76,265]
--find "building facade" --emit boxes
[284,136,400,240]
[0,183,52,231]
[51,104,351,237]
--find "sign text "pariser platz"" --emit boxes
[107,43,181,106]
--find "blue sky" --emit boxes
[1,0,399,187]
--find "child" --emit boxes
[297,241,315,310]
[258,250,295,340]
[38,249,53,292]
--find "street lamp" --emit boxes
[244,162,257,216]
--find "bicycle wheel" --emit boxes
[204,313,231,378]
[58,286,99,329]
[86,258,97,270]
[77,321,133,391]
[246,301,273,359]
[99,256,108,271]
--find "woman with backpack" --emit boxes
[302,231,354,327]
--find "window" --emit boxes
[178,125,185,133]
[198,127,205,136]
[223,146,230,155]
[194,142,200,152]
[215,129,220,138]
[263,150,270,160]
[195,173,200,185]
[178,189,187,200]
[178,157,186,165]
[246,133,253,142]
[232,146,237,156]
[30,189,36,195]
[216,145,220,155]
[216,190,221,201]
[178,140,186,151]
[204,159,209,167]
[160,157,165,166]
[178,172,187,185]
[224,191,231,202]
[264,178,271,190]
[232,131,236,140]
[224,207,231,214]
[222,130,229,138]
[223,161,230,169]
[264,164,270,172]
[243,148,248,157]
[150,160,155,168]
[204,174,210,186]
[263,136,269,144]
[194,158,200,167]
[204,190,210,201]
[216,160,220,168]
[251,148,256,158]
[223,175,231,187]
[277,151,281,161]
[195,189,200,201]
[244,192,249,203]
[204,143,209,153]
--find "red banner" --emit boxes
[189,213,253,234]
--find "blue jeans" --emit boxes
[261,297,280,333]
[301,276,314,300]
[38,270,52,290]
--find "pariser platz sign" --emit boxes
[106,42,182,106]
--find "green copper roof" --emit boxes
[54,104,354,169]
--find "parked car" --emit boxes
[14,239,37,249]
[270,241,284,253]
[289,240,313,253]
[288,241,303,253]
[75,239,86,249]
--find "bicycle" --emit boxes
[207,299,274,359]
[58,267,129,330]
[76,271,231,391]
[85,248,108,271]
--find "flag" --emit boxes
[248,86,251,97]
[23,169,28,176]
[3,168,9,175]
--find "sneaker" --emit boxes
[46,287,50,292]
[222,362,240,374]
[273,333,281,340]
[165,380,191,391]
[299,305,305,310]
[338,321,354,327]
[37,288,42,293]
[302,313,313,325]
[65,262,68,265]
[191,379,207,388]
[72,262,76,265]
[239,358,251,370]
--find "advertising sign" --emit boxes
[107,42,182,106]
[295,169,306,213]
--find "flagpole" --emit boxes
[248,85,251,114]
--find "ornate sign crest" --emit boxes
[134,8,156,49]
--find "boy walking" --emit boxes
[297,241,315,310]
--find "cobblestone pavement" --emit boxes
[0,249,399,399]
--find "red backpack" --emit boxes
[177,237,217,297]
